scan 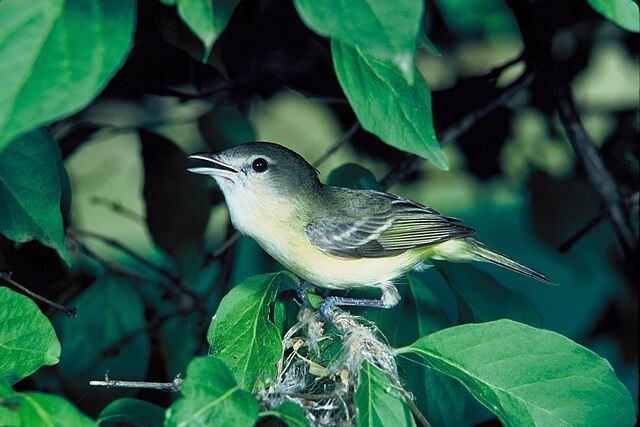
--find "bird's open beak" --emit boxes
[187,153,240,180]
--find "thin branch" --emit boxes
[90,374,183,393]
[68,229,201,302]
[312,122,360,167]
[379,65,535,190]
[559,192,639,253]
[90,196,146,224]
[0,271,77,317]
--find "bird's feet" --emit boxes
[295,281,318,306]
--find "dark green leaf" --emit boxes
[98,398,165,427]
[397,319,636,426]
[395,274,466,427]
[170,0,241,60]
[354,361,416,427]
[140,129,210,276]
[294,0,423,80]
[207,273,283,390]
[198,106,256,151]
[57,275,150,400]
[0,130,69,263]
[158,314,201,377]
[327,163,382,190]
[1,392,94,426]
[166,356,259,427]
[263,401,309,427]
[585,0,639,32]
[436,263,545,327]
[0,287,60,384]
[332,41,447,169]
[0,0,135,147]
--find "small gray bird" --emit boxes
[189,142,554,310]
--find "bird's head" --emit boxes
[188,142,321,203]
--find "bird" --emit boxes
[188,142,555,312]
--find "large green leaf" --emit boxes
[397,319,636,426]
[0,391,94,427]
[332,41,447,169]
[56,275,150,401]
[586,0,639,32]
[395,274,466,427]
[0,129,69,263]
[140,129,210,277]
[436,263,545,327]
[0,287,60,384]
[0,0,136,148]
[207,273,283,390]
[162,0,241,60]
[354,361,416,427]
[98,398,165,427]
[166,356,259,427]
[294,0,423,80]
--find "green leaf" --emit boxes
[0,380,19,426]
[436,263,545,327]
[395,275,466,427]
[0,0,136,148]
[294,0,423,81]
[56,275,150,401]
[354,361,416,427]
[0,129,69,264]
[98,398,165,427]
[397,319,636,426]
[585,0,639,32]
[166,356,259,427]
[332,41,447,169]
[171,0,241,61]
[1,392,94,426]
[140,130,210,276]
[0,287,60,384]
[263,401,309,427]
[327,163,382,190]
[207,273,283,390]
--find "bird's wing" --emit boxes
[304,190,476,259]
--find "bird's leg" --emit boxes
[295,281,319,306]
[319,282,400,320]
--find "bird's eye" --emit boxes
[252,158,268,172]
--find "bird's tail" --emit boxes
[468,238,557,285]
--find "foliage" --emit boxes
[0,0,637,426]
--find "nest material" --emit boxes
[258,306,409,426]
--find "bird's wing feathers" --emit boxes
[305,191,475,259]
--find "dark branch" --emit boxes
[0,271,77,317]
[507,0,638,268]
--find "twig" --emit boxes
[0,271,77,317]
[507,0,638,268]
[68,236,158,284]
[68,229,202,303]
[379,65,535,190]
[312,122,360,167]
[90,374,183,393]
[90,196,146,224]
[388,374,432,427]
[559,192,639,253]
